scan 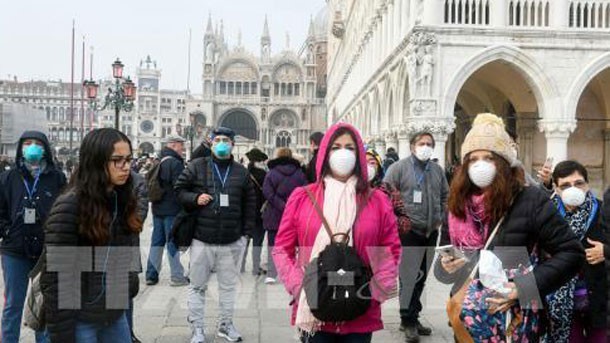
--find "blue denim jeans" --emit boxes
[1,254,48,343]
[74,312,131,343]
[145,215,186,282]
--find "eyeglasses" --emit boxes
[110,155,133,169]
[557,179,587,191]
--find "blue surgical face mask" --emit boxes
[23,144,44,163]
[213,142,232,158]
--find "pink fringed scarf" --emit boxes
[448,193,490,250]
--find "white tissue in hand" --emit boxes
[479,250,510,294]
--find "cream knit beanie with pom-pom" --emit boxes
[461,113,517,166]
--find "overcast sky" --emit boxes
[0,0,325,90]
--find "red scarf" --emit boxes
[448,193,490,250]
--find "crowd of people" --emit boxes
[0,112,608,343]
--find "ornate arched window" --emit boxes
[275,130,292,148]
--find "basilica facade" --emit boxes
[326,0,610,194]
[184,13,329,159]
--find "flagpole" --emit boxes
[80,36,85,140]
[89,46,94,131]
[69,20,75,159]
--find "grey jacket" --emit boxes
[130,171,148,275]
[383,155,448,237]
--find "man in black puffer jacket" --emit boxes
[0,131,66,343]
[175,127,256,343]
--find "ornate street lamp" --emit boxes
[83,58,136,130]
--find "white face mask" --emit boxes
[329,149,357,177]
[367,164,377,182]
[561,187,586,207]
[468,160,497,188]
[415,145,434,161]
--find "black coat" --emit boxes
[41,190,140,343]
[305,149,318,184]
[601,189,610,337]
[0,131,66,259]
[151,147,185,217]
[434,187,585,306]
[247,164,266,225]
[174,156,256,244]
[573,199,608,329]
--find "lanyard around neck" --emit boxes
[22,171,41,200]
[212,162,231,190]
[411,158,429,187]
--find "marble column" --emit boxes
[552,0,570,28]
[423,0,443,25]
[432,132,448,169]
[384,130,399,156]
[397,128,410,159]
[490,0,508,27]
[517,112,538,175]
[375,136,387,159]
[539,120,576,166]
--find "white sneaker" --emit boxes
[217,322,242,342]
[190,327,205,343]
[264,277,276,284]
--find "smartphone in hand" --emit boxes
[435,245,468,261]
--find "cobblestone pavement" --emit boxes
[2,212,455,342]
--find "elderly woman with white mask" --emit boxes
[543,160,607,343]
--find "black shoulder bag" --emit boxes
[301,186,372,322]
[171,160,207,251]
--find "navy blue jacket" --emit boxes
[0,131,66,259]
[151,147,185,217]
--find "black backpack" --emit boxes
[146,156,171,202]
[302,187,372,322]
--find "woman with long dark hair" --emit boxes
[273,123,401,343]
[41,128,142,343]
[434,113,584,342]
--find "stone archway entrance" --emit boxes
[219,109,259,140]
[448,59,544,175]
[571,67,610,193]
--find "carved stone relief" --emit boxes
[405,31,437,98]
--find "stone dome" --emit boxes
[312,6,329,41]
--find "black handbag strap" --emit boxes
[304,185,369,244]
[249,174,262,191]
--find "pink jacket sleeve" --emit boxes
[272,187,306,299]
[367,193,402,303]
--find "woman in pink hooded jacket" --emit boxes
[273,123,402,343]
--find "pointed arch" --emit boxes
[566,52,610,121]
[442,44,560,122]
[370,87,381,135]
